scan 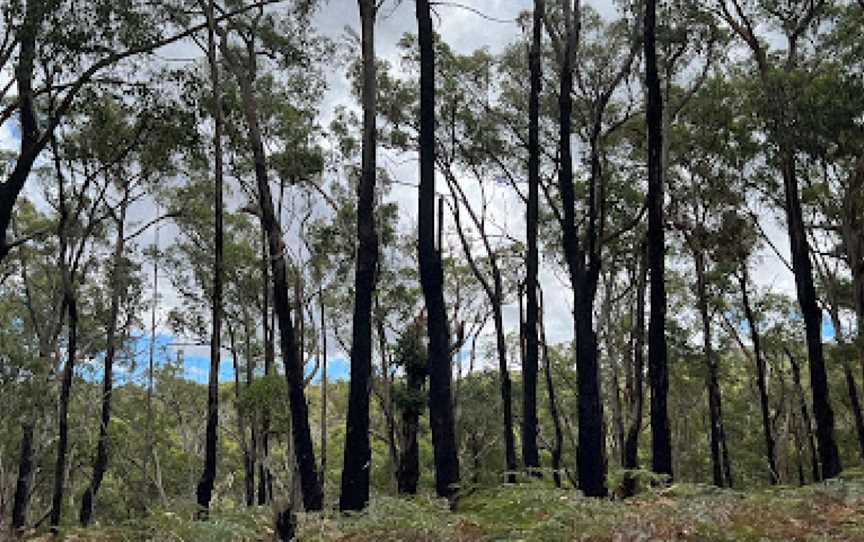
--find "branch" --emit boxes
[3,227,51,252]
[430,1,518,24]
[124,212,182,242]
[41,0,285,151]
[601,201,646,245]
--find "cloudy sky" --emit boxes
[151,0,799,382]
[12,0,801,383]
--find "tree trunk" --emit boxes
[227,32,323,511]
[244,314,257,507]
[738,266,778,484]
[0,0,47,266]
[80,187,130,526]
[610,352,626,467]
[572,293,606,496]
[319,289,328,498]
[259,227,273,505]
[374,304,400,488]
[522,0,545,476]
[786,348,821,482]
[228,323,254,507]
[827,308,864,462]
[340,0,379,511]
[50,293,77,532]
[196,0,224,516]
[11,422,35,532]
[780,156,841,478]
[841,159,864,456]
[620,247,647,497]
[446,186,517,484]
[644,0,673,481]
[693,251,730,487]
[553,0,606,498]
[416,0,460,500]
[397,322,426,495]
[492,301,518,483]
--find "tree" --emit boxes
[340,0,380,512]
[717,0,842,478]
[219,11,323,513]
[523,0,545,476]
[195,0,225,517]
[0,0,275,266]
[416,0,460,499]
[645,0,673,481]
[394,317,427,494]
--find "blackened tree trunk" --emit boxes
[396,320,427,495]
[259,227,273,505]
[224,31,323,511]
[11,422,35,532]
[80,186,130,526]
[522,0,544,476]
[644,0,673,480]
[445,178,517,484]
[826,306,864,462]
[228,322,254,507]
[493,304,518,483]
[782,155,841,478]
[50,293,77,532]
[319,290,328,497]
[245,325,257,508]
[416,0,460,500]
[340,0,379,512]
[787,348,821,482]
[196,0,224,516]
[0,0,46,266]
[693,251,731,487]
[554,0,606,498]
[374,304,400,487]
[14,260,67,531]
[244,316,257,507]
[841,160,864,458]
[49,137,76,532]
[621,246,647,497]
[738,266,778,484]
[719,0,841,481]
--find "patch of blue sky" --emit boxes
[726,310,836,342]
[82,332,350,385]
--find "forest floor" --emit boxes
[26,469,864,541]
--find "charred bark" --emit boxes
[620,247,647,497]
[416,0,460,500]
[80,187,130,525]
[396,322,427,495]
[11,422,35,532]
[782,155,841,479]
[693,251,731,487]
[522,0,545,476]
[222,29,323,511]
[738,266,778,484]
[50,293,77,532]
[196,0,224,516]
[340,0,379,511]
[644,0,672,480]
[787,348,821,482]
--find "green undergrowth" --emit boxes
[23,469,864,541]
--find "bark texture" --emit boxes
[416,0,460,499]
[340,0,379,511]
[644,0,673,480]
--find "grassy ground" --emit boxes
[24,469,864,541]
